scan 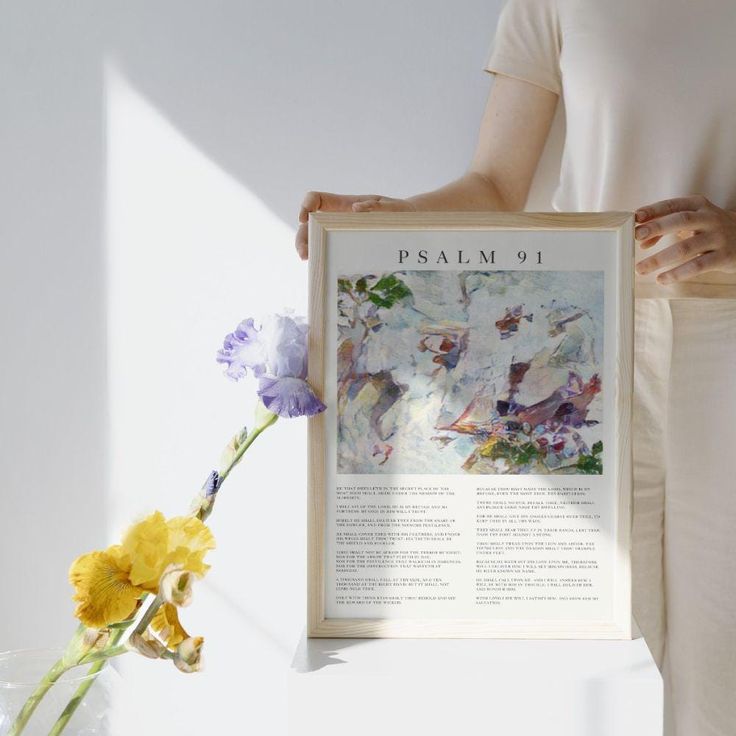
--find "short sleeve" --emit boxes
[484,0,562,95]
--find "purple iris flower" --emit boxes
[216,318,266,380]
[217,314,326,419]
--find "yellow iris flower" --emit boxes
[68,547,145,629]
[69,511,215,629]
[151,603,190,648]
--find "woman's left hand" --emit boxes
[634,195,736,283]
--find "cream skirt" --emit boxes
[632,298,736,736]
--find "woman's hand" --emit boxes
[634,195,736,284]
[295,191,416,259]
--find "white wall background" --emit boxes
[0,2,561,733]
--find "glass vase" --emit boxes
[0,649,120,736]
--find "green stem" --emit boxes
[7,658,69,736]
[44,630,128,736]
[78,645,128,666]
[45,596,158,736]
[6,626,88,736]
[132,594,164,638]
[46,657,104,736]
[219,412,277,483]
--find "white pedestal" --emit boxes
[288,627,662,736]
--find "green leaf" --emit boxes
[576,454,603,474]
[373,274,401,292]
[338,278,352,293]
[367,292,393,309]
[389,282,412,300]
[366,273,412,309]
[355,277,368,293]
[592,440,603,456]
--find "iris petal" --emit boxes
[69,550,144,628]
[216,318,267,381]
[260,315,309,379]
[257,376,326,418]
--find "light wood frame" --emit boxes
[308,212,634,638]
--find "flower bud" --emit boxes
[218,429,248,474]
[127,631,166,659]
[83,628,111,651]
[160,565,195,608]
[174,636,204,673]
[190,470,221,521]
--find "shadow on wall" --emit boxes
[0,3,107,649]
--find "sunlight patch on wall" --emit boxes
[105,60,305,734]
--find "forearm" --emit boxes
[406,170,514,212]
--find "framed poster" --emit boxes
[307,212,633,639]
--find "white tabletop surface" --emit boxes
[289,625,663,736]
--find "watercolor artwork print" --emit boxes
[336,270,604,475]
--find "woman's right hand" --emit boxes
[295,191,416,259]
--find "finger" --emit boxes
[639,235,662,249]
[636,233,715,275]
[657,250,723,284]
[295,222,308,260]
[299,191,377,223]
[635,194,709,223]
[298,191,322,224]
[353,197,414,213]
[635,209,715,240]
[352,198,381,212]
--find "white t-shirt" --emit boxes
[485,0,736,298]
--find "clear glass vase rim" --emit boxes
[0,648,102,688]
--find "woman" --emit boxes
[296,1,736,734]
